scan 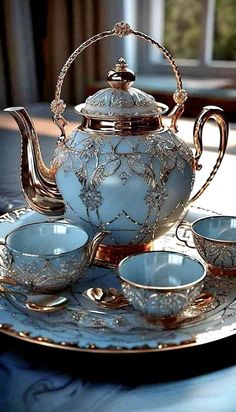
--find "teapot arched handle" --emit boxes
[50,21,187,140]
[188,105,228,204]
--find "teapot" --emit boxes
[4,22,228,266]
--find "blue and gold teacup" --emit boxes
[191,216,236,276]
[0,222,108,292]
[117,250,206,318]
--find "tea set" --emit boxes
[1,21,234,320]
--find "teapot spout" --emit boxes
[4,107,65,216]
[88,231,111,266]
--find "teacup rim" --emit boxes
[192,215,236,244]
[117,250,206,291]
[4,221,89,258]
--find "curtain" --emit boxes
[0,0,124,109]
[0,0,38,107]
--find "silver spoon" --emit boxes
[0,284,69,312]
[82,287,129,309]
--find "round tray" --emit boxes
[0,207,236,353]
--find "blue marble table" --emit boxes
[0,332,236,412]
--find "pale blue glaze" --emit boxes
[55,128,194,246]
[6,222,88,255]
[193,216,236,241]
[118,250,205,287]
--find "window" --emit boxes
[123,0,236,80]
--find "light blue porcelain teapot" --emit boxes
[4,22,229,266]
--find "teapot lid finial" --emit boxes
[75,58,169,120]
[107,57,135,90]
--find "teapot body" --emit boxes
[54,126,194,247]
[4,23,229,266]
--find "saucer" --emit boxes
[1,207,236,353]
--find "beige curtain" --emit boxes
[0,0,124,109]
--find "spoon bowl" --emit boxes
[83,287,129,309]
[25,294,69,312]
[0,285,69,312]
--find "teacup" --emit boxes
[191,215,236,275]
[0,222,108,292]
[117,250,206,318]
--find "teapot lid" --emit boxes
[75,57,168,120]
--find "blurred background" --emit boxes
[0,0,236,119]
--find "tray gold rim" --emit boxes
[0,206,236,354]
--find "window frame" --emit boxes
[123,0,236,79]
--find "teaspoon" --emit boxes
[0,285,69,313]
[82,287,129,309]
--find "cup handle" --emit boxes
[175,221,195,248]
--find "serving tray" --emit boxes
[0,207,236,353]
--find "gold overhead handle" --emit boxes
[50,21,187,140]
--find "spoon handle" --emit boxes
[0,284,26,297]
[0,274,19,286]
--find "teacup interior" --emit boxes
[192,216,236,241]
[119,251,204,288]
[6,222,88,255]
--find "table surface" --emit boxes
[0,105,236,411]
